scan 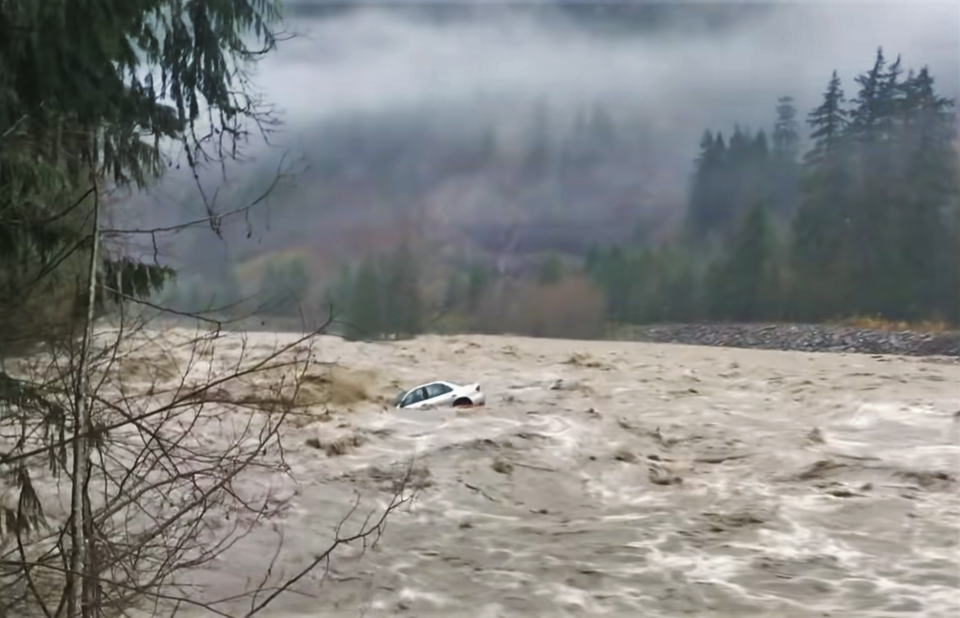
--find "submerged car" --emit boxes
[394,381,486,410]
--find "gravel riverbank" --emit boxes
[618,323,960,357]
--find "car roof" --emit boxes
[407,380,459,392]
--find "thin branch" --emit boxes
[244,479,413,618]
[100,153,290,237]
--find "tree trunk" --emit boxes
[68,185,99,618]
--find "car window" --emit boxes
[401,387,427,408]
[425,383,453,399]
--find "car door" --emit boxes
[400,387,428,409]
[423,382,456,407]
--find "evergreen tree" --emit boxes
[893,67,959,319]
[1,3,286,612]
[847,48,907,315]
[686,130,726,237]
[674,51,958,325]
[1,0,281,348]
[747,128,775,216]
[728,125,750,160]
[257,257,310,317]
[656,245,698,323]
[597,245,633,322]
[773,96,801,163]
[707,204,780,321]
[792,70,853,319]
[771,96,801,215]
[383,241,423,337]
[753,129,770,159]
[849,48,888,142]
[347,258,384,340]
[804,71,849,168]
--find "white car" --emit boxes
[394,381,486,410]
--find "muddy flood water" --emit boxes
[38,329,960,618]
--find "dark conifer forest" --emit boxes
[310,48,958,337]
[585,50,958,330]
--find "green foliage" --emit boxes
[328,243,425,340]
[258,257,311,317]
[686,124,779,241]
[591,48,957,327]
[584,243,702,324]
[770,96,801,216]
[382,241,423,336]
[100,258,175,306]
[0,0,280,183]
[0,3,284,610]
[705,204,781,321]
[792,49,958,322]
[465,263,492,313]
[0,0,283,359]
[773,96,800,163]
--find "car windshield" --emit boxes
[392,391,407,406]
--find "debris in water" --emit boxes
[562,352,610,370]
[805,427,825,445]
[793,459,847,481]
[824,486,861,498]
[306,432,367,456]
[648,462,682,486]
[894,469,957,491]
[491,458,514,475]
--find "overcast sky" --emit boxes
[251,1,959,140]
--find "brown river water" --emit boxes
[9,329,960,617]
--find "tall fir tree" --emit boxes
[773,96,801,163]
[803,72,849,168]
[347,258,384,340]
[771,96,801,216]
[847,48,907,315]
[792,70,853,319]
[383,241,423,337]
[707,203,779,321]
[893,67,959,319]
[849,48,887,141]
[686,129,727,238]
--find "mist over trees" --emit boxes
[325,241,423,339]
[586,49,959,328]
[155,45,957,338]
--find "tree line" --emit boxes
[159,47,958,338]
[588,49,959,326]
[325,242,424,339]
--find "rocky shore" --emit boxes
[620,323,960,358]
